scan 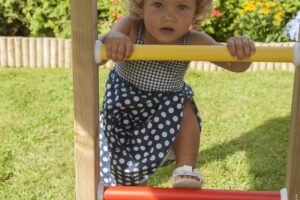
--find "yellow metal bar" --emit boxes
[100,44,294,62]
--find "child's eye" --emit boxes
[178,4,188,10]
[152,2,163,8]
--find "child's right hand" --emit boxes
[102,31,133,62]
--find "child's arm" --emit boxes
[101,16,140,62]
[188,32,256,72]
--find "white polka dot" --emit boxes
[177,103,182,109]
[172,116,178,122]
[103,157,109,162]
[119,158,125,164]
[173,96,179,101]
[133,96,140,102]
[161,112,167,118]
[135,154,141,160]
[154,117,159,123]
[170,128,175,134]
[165,140,170,146]
[147,123,153,129]
[134,130,139,136]
[158,123,164,129]
[156,143,162,149]
[165,100,171,105]
[124,119,129,124]
[154,135,160,141]
[151,163,157,168]
[107,99,112,104]
[142,112,148,117]
[125,99,131,105]
[120,138,125,143]
[144,135,149,140]
[127,161,133,166]
[140,146,146,151]
[159,152,164,158]
[168,108,174,113]
[132,110,138,115]
[103,145,108,151]
[107,84,111,89]
[150,155,156,161]
[103,167,109,173]
[162,132,168,137]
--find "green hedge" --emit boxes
[0,0,299,42]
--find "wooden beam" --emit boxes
[71,0,99,199]
[286,65,300,200]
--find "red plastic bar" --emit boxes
[103,186,280,200]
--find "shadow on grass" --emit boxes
[152,116,290,191]
[200,116,290,190]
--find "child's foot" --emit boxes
[171,165,204,188]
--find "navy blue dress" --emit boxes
[99,24,202,186]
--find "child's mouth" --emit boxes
[160,27,174,33]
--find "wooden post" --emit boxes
[286,63,300,200]
[71,0,99,200]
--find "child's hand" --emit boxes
[102,31,133,62]
[226,36,256,60]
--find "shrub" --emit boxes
[232,0,300,42]
[0,0,71,38]
[98,0,125,34]
[201,0,300,42]
[201,0,245,42]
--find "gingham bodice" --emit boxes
[115,24,190,92]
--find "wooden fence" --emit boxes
[0,36,295,71]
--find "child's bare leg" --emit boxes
[173,100,200,176]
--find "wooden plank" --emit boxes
[0,37,8,67]
[14,37,22,68]
[71,0,99,200]
[286,65,300,200]
[36,38,44,68]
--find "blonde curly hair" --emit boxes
[125,0,213,26]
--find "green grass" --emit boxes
[0,68,294,199]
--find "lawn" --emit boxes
[0,68,294,199]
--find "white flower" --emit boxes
[285,11,300,41]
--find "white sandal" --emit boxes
[171,165,204,188]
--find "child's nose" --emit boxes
[163,8,176,21]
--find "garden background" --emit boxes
[1,0,300,42]
[1,0,300,199]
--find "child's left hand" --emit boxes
[226,36,256,60]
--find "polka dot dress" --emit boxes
[99,69,202,186]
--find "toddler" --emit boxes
[99,0,256,188]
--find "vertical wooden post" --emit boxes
[286,64,300,200]
[71,0,99,200]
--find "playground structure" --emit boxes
[70,0,300,200]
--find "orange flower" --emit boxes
[113,0,118,5]
[212,9,222,18]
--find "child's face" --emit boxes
[141,0,196,44]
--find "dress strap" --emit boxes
[182,31,189,45]
[136,23,144,44]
